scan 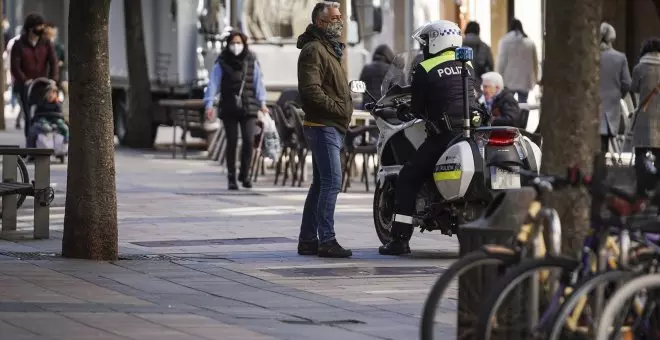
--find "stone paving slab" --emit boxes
[0,129,460,339]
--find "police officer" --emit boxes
[379,20,476,256]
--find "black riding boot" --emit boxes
[228,174,239,190]
[238,173,252,188]
[379,222,412,255]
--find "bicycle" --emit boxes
[474,156,658,340]
[595,272,660,339]
[419,165,570,340]
[546,213,660,340]
[0,155,30,216]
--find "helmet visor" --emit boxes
[411,23,429,46]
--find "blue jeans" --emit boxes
[299,126,344,244]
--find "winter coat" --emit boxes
[203,45,267,119]
[462,33,494,84]
[631,52,660,147]
[600,43,632,136]
[496,31,538,92]
[10,34,59,88]
[297,25,352,134]
[359,44,394,105]
[489,88,521,127]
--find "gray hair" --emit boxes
[481,72,504,89]
[600,22,616,43]
[311,1,340,24]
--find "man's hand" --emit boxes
[260,105,269,114]
[205,108,215,121]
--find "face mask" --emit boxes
[229,43,244,56]
[325,21,343,39]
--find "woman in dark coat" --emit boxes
[359,44,394,106]
[631,37,660,195]
[204,31,268,190]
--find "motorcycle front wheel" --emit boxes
[373,179,395,245]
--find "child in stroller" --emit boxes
[27,78,69,163]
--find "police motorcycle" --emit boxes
[349,47,543,245]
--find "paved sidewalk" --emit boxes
[0,128,460,340]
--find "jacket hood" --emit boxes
[463,33,481,44]
[640,52,660,65]
[297,25,324,49]
[372,44,394,63]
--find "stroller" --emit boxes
[26,78,68,163]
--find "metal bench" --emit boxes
[158,99,206,159]
[0,147,55,239]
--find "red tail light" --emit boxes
[487,129,518,146]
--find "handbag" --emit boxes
[233,62,248,109]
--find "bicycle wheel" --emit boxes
[0,156,30,217]
[475,256,580,340]
[547,270,636,340]
[420,248,519,340]
[596,273,660,340]
[15,156,30,209]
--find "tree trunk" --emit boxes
[0,0,6,131]
[540,0,602,254]
[62,0,118,260]
[121,0,154,148]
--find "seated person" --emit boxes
[30,83,69,144]
[480,72,521,127]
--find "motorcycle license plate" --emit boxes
[490,167,521,190]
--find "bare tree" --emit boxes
[540,0,602,253]
[62,0,118,260]
[121,0,154,148]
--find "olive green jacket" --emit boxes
[296,25,352,133]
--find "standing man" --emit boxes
[45,23,67,98]
[296,1,353,258]
[10,13,59,142]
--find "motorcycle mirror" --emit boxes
[349,80,378,103]
[349,80,366,93]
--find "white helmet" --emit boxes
[412,20,463,55]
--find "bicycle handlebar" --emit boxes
[495,163,638,203]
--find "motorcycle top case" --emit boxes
[433,140,477,201]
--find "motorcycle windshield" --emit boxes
[380,50,423,98]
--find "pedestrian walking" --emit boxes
[5,29,21,128]
[204,30,268,190]
[496,19,538,103]
[599,22,631,153]
[296,1,353,258]
[359,44,394,106]
[45,23,67,98]
[10,13,59,143]
[462,21,493,89]
[631,37,660,195]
